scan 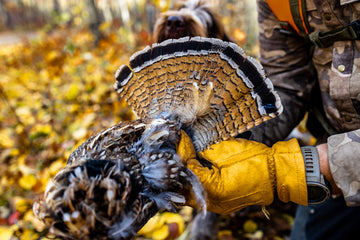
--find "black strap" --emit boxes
[306,80,338,138]
[311,105,338,136]
[308,20,360,48]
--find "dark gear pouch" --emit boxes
[306,80,337,143]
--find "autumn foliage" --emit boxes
[0,25,139,239]
[0,1,298,239]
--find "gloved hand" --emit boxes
[177,131,308,215]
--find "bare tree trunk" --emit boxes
[0,0,13,28]
[119,0,130,30]
[86,0,103,45]
[53,0,60,14]
[244,0,258,53]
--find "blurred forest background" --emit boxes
[0,0,302,239]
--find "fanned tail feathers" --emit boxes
[115,37,282,151]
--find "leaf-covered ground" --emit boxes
[0,26,297,240]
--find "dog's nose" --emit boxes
[166,16,185,30]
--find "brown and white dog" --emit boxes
[153,0,232,43]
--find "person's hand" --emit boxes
[316,143,342,196]
[177,131,308,215]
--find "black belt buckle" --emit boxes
[349,20,360,39]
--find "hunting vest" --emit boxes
[266,0,360,48]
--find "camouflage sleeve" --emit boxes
[328,129,360,206]
[242,0,317,146]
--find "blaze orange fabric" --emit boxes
[266,0,308,35]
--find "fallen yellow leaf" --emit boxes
[19,174,37,191]
[14,197,31,213]
[20,229,39,240]
[24,210,46,232]
[65,83,80,101]
[138,214,165,237]
[0,129,15,148]
[162,212,185,234]
[0,226,13,240]
[233,28,246,42]
[72,127,87,140]
[151,224,169,240]
[243,219,258,233]
[218,230,233,237]
[49,159,66,176]
[244,230,264,239]
[15,106,35,125]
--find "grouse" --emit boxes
[33,37,282,240]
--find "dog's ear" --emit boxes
[153,16,167,43]
[219,29,233,43]
[221,32,233,43]
[205,7,234,42]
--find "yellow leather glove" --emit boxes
[177,131,308,215]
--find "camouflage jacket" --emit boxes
[247,0,360,206]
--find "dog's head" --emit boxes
[153,0,232,43]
